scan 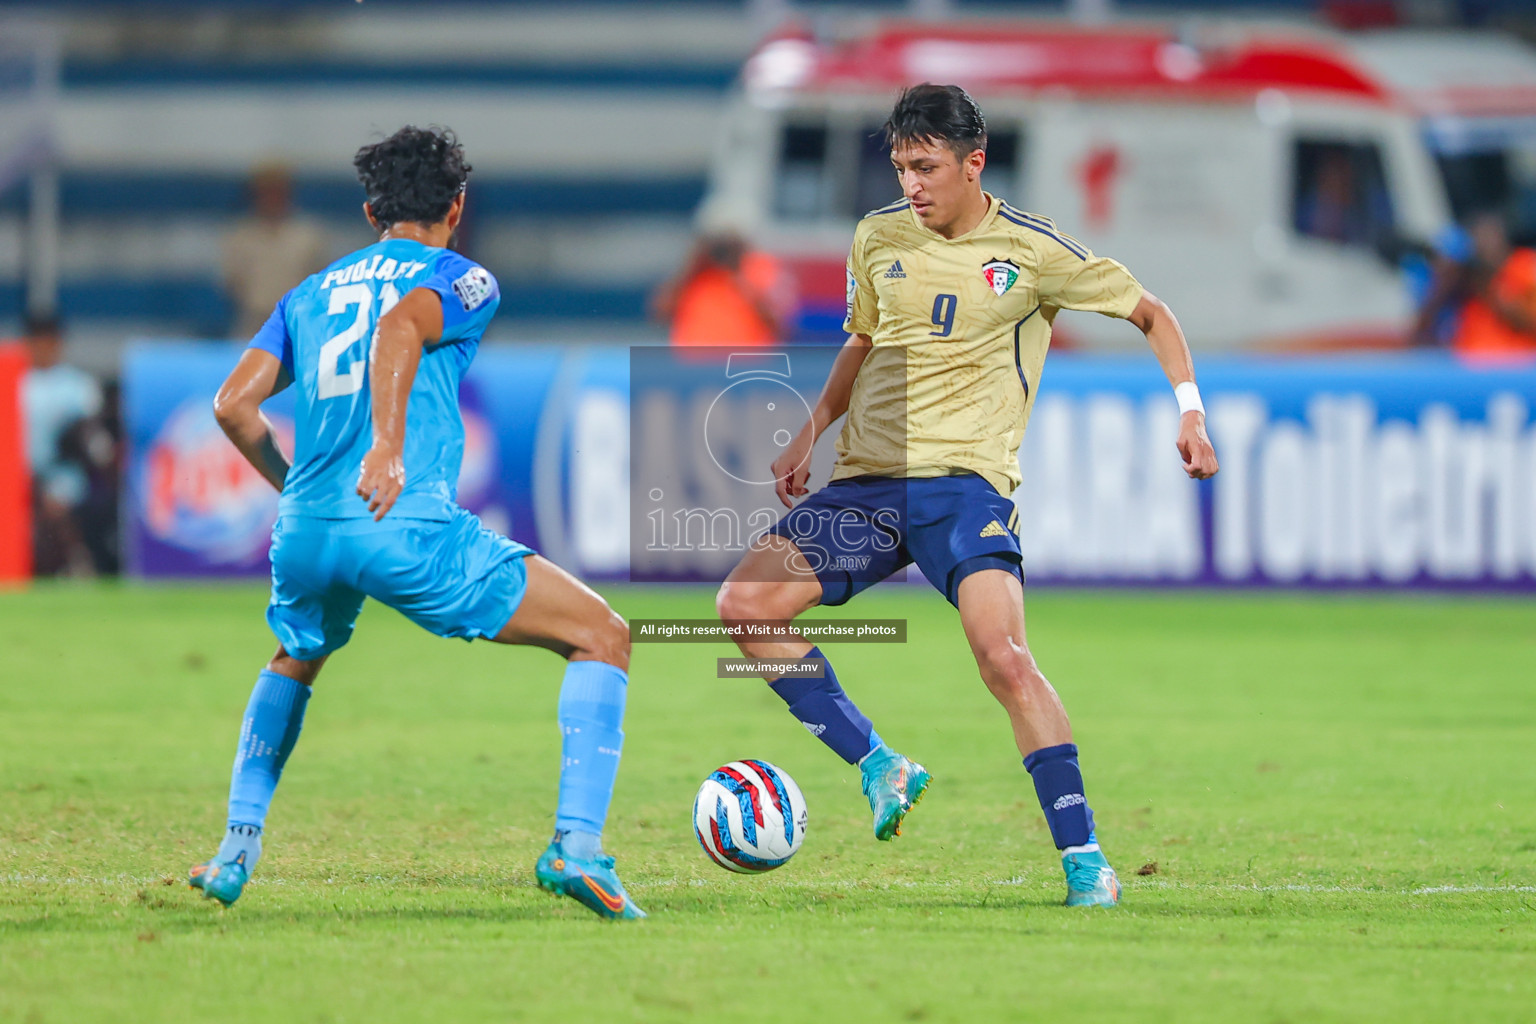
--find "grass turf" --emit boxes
[1,583,1533,1022]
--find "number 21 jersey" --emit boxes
[248,238,501,521]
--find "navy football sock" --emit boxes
[226,670,310,837]
[1023,743,1095,851]
[768,646,877,764]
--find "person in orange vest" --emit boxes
[651,231,794,346]
[1452,212,1536,359]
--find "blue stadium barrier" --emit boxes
[0,281,649,331]
[3,0,1524,15]
[0,0,740,7]
[0,173,707,219]
[62,58,738,91]
[0,171,699,329]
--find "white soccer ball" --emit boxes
[693,759,808,873]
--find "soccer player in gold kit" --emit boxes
[716,84,1218,906]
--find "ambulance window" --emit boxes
[853,125,1022,217]
[775,121,831,221]
[1436,151,1506,222]
[1292,139,1396,250]
[984,131,1021,204]
[1437,148,1536,246]
[1507,148,1536,246]
[854,127,903,216]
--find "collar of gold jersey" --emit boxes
[903,192,1003,244]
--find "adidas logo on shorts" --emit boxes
[979,520,1008,538]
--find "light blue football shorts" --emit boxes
[266,506,534,661]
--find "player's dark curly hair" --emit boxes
[353,125,472,230]
[882,83,987,159]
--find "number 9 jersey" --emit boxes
[248,239,501,521]
[839,193,1142,496]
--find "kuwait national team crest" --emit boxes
[982,258,1020,297]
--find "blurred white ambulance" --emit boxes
[703,23,1536,351]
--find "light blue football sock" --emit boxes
[554,660,627,839]
[216,823,262,871]
[560,828,604,861]
[225,670,310,852]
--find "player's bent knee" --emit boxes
[266,647,324,687]
[983,672,1042,715]
[716,580,775,623]
[575,606,630,670]
[975,641,1042,695]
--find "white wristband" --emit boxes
[1174,380,1204,417]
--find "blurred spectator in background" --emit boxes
[222,162,330,339]
[22,315,117,576]
[651,231,795,347]
[1408,224,1475,347]
[1295,147,1393,249]
[1451,212,1536,358]
[59,379,122,576]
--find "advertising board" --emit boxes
[123,342,1536,590]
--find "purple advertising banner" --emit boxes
[123,343,293,576]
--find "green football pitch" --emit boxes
[2,583,1533,1022]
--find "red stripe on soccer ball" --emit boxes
[717,764,765,827]
[742,760,785,818]
[696,820,737,871]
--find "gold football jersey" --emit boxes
[838,193,1143,495]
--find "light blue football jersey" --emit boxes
[249,238,500,520]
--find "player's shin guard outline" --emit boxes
[1023,742,1095,850]
[768,646,877,764]
[555,660,627,835]
[226,669,310,832]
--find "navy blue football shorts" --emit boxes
[766,473,1023,608]
[266,506,534,661]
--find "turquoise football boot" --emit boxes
[535,833,646,920]
[1062,846,1121,907]
[188,852,250,907]
[860,744,931,841]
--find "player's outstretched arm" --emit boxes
[356,288,443,520]
[1128,291,1219,480]
[213,349,292,491]
[773,332,872,507]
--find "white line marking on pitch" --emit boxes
[4,875,1533,896]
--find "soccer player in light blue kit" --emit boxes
[189,126,644,920]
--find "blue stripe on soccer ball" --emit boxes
[693,759,806,874]
[745,759,797,845]
[708,768,762,847]
[712,797,788,871]
[694,814,738,871]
